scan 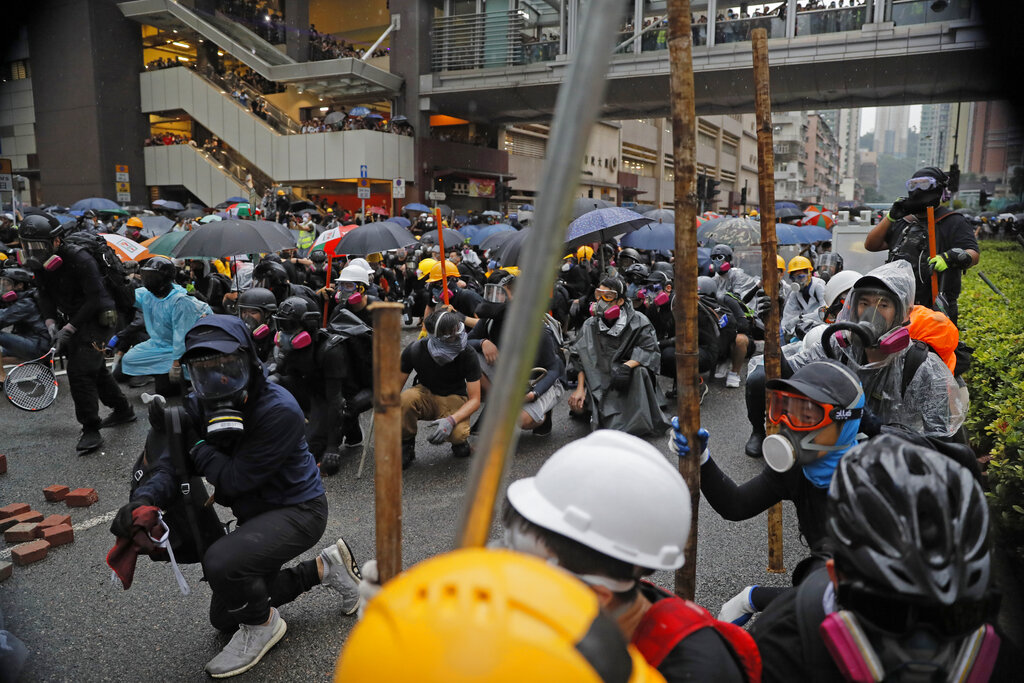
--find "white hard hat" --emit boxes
[823,270,862,309]
[336,264,370,285]
[347,257,373,275]
[801,324,826,353]
[1,213,13,222]
[506,430,691,571]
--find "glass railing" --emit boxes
[716,15,787,44]
[891,0,973,26]
[191,65,300,135]
[432,10,526,71]
[796,6,870,36]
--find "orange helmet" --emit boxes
[908,305,958,373]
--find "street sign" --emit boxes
[116,181,131,203]
[357,186,371,199]
[357,178,370,188]
[426,191,446,201]
[115,164,130,183]
[360,164,368,179]
[0,158,12,192]
[392,177,406,199]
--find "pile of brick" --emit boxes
[0,482,98,580]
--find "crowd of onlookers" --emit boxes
[229,89,271,122]
[308,24,388,62]
[145,57,183,71]
[218,0,286,44]
[299,112,413,136]
[144,132,194,147]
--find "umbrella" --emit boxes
[458,224,481,241]
[213,200,233,209]
[490,229,533,266]
[481,210,503,218]
[139,215,175,237]
[403,203,431,213]
[390,216,411,228]
[177,207,204,219]
[799,212,835,229]
[697,216,761,247]
[480,230,519,251]
[101,233,151,262]
[702,211,722,220]
[633,204,657,214]
[571,197,613,219]
[290,200,319,214]
[335,221,417,256]
[323,112,346,125]
[367,206,389,216]
[199,214,223,224]
[171,220,296,258]
[619,222,675,251]
[349,106,371,117]
[643,208,675,223]
[776,207,805,220]
[391,115,408,123]
[155,200,185,211]
[365,113,384,120]
[141,230,189,257]
[72,197,121,212]
[775,201,799,210]
[419,228,465,247]
[469,223,515,246]
[519,204,535,211]
[224,196,246,203]
[803,204,824,213]
[52,213,78,226]
[565,207,652,249]
[437,204,453,217]
[311,224,360,257]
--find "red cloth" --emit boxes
[105,506,167,590]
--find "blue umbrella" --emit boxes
[155,200,185,211]
[797,224,833,242]
[775,201,798,210]
[349,106,371,117]
[390,216,411,228]
[565,207,652,249]
[365,113,384,120]
[619,222,675,251]
[519,204,535,211]
[481,210,503,218]
[458,224,481,241]
[225,196,247,203]
[403,203,431,213]
[53,213,78,225]
[391,115,408,122]
[469,223,515,246]
[71,197,120,212]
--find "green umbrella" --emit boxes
[143,230,189,256]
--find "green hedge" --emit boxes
[958,242,1024,561]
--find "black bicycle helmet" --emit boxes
[709,244,733,263]
[273,295,319,332]
[696,275,717,298]
[253,261,289,289]
[617,247,641,265]
[827,433,990,605]
[623,262,650,283]
[645,270,670,288]
[0,267,35,286]
[19,213,63,239]
[237,287,278,314]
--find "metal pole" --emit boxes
[454,0,625,549]
[752,28,785,574]
[667,0,700,601]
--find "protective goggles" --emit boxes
[19,239,54,260]
[767,389,861,431]
[272,315,304,334]
[186,352,250,400]
[483,283,509,303]
[905,176,941,193]
[337,281,360,294]
[838,584,997,639]
[594,288,619,302]
[435,320,465,343]
[710,253,728,262]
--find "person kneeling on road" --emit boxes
[110,315,362,679]
[0,267,51,382]
[399,309,481,469]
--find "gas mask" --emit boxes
[274,329,312,352]
[335,282,364,306]
[561,259,574,272]
[710,255,731,275]
[762,389,862,474]
[238,308,271,340]
[642,285,670,307]
[836,289,910,355]
[791,271,811,288]
[18,239,62,271]
[590,301,621,322]
[1,278,17,303]
[185,351,251,436]
[431,285,456,305]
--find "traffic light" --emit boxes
[740,185,747,207]
[706,177,721,205]
[979,189,990,208]
[495,182,512,203]
[697,174,707,199]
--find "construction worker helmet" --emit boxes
[787,255,813,273]
[427,260,461,283]
[335,548,666,683]
[366,252,383,264]
[416,258,437,280]
[776,254,786,271]
[576,245,595,260]
[126,216,144,229]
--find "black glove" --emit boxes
[755,296,772,320]
[610,363,634,391]
[859,407,882,437]
[110,498,152,539]
[887,197,910,222]
[54,323,76,353]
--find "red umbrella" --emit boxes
[311,224,360,257]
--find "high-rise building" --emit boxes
[874,105,911,159]
[918,103,950,168]
[820,108,862,200]
[967,101,1023,187]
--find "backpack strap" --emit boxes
[632,587,762,682]
[901,340,931,397]
[794,567,835,677]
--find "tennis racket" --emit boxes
[4,348,59,411]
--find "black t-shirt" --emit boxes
[400,338,481,397]
[885,207,978,302]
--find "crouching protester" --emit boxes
[751,434,1016,682]
[108,315,362,679]
[502,431,761,682]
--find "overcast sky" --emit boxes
[859,105,923,135]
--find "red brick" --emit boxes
[0,503,30,520]
[0,510,44,532]
[0,454,7,474]
[0,561,11,582]
[65,488,99,508]
[4,523,39,543]
[43,485,70,502]
[11,540,49,566]
[39,524,73,547]
[34,514,72,537]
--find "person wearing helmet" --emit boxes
[124,216,145,242]
[864,166,979,324]
[329,263,378,328]
[671,360,866,624]
[121,256,212,397]
[622,262,651,301]
[252,259,319,310]
[751,434,1010,682]
[0,212,17,246]
[813,252,843,282]
[337,548,668,683]
[18,212,133,453]
[617,247,643,271]
[567,275,668,435]
[502,431,758,682]
[306,250,330,290]
[423,260,482,328]
[114,315,362,678]
[708,244,759,301]
[184,259,233,314]
[693,275,751,390]
[399,309,482,467]
[781,255,826,341]
[236,287,278,362]
[0,267,50,380]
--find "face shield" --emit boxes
[816,252,842,277]
[483,283,509,303]
[237,305,266,329]
[20,239,54,262]
[846,288,904,338]
[186,352,251,401]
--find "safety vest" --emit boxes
[296,225,316,250]
[632,584,762,683]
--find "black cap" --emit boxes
[183,324,243,360]
[766,360,863,410]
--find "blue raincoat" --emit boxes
[122,284,212,376]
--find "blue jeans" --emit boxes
[0,332,49,361]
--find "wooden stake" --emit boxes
[926,206,939,306]
[752,28,786,574]
[667,0,701,601]
[435,208,450,306]
[369,302,404,583]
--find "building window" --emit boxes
[7,60,30,80]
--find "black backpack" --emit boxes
[62,232,137,317]
[885,211,957,306]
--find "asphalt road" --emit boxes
[0,333,810,682]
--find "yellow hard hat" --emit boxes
[500,266,520,277]
[335,549,666,683]
[776,255,786,271]
[0,252,6,262]
[277,189,285,195]
[427,260,461,282]
[366,252,383,264]
[576,246,595,260]
[787,255,813,273]
[416,258,438,280]
[749,209,759,217]
[127,216,144,229]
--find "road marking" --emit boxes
[0,509,117,560]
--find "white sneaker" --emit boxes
[320,537,362,615]
[205,607,287,678]
[714,359,731,379]
[725,371,741,388]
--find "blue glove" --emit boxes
[668,417,710,464]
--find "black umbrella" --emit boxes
[479,230,519,252]
[177,207,205,219]
[171,220,296,258]
[290,200,319,214]
[334,221,417,256]
[643,208,675,223]
[437,204,454,217]
[571,197,612,219]
[776,206,805,220]
[487,228,531,266]
[418,228,466,247]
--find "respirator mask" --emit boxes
[834,289,910,355]
[18,240,62,271]
[762,389,862,473]
[710,254,731,275]
[1,278,17,304]
[335,282,364,306]
[185,351,250,436]
[238,307,271,340]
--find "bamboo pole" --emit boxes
[369,301,404,582]
[666,0,701,602]
[752,28,785,574]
